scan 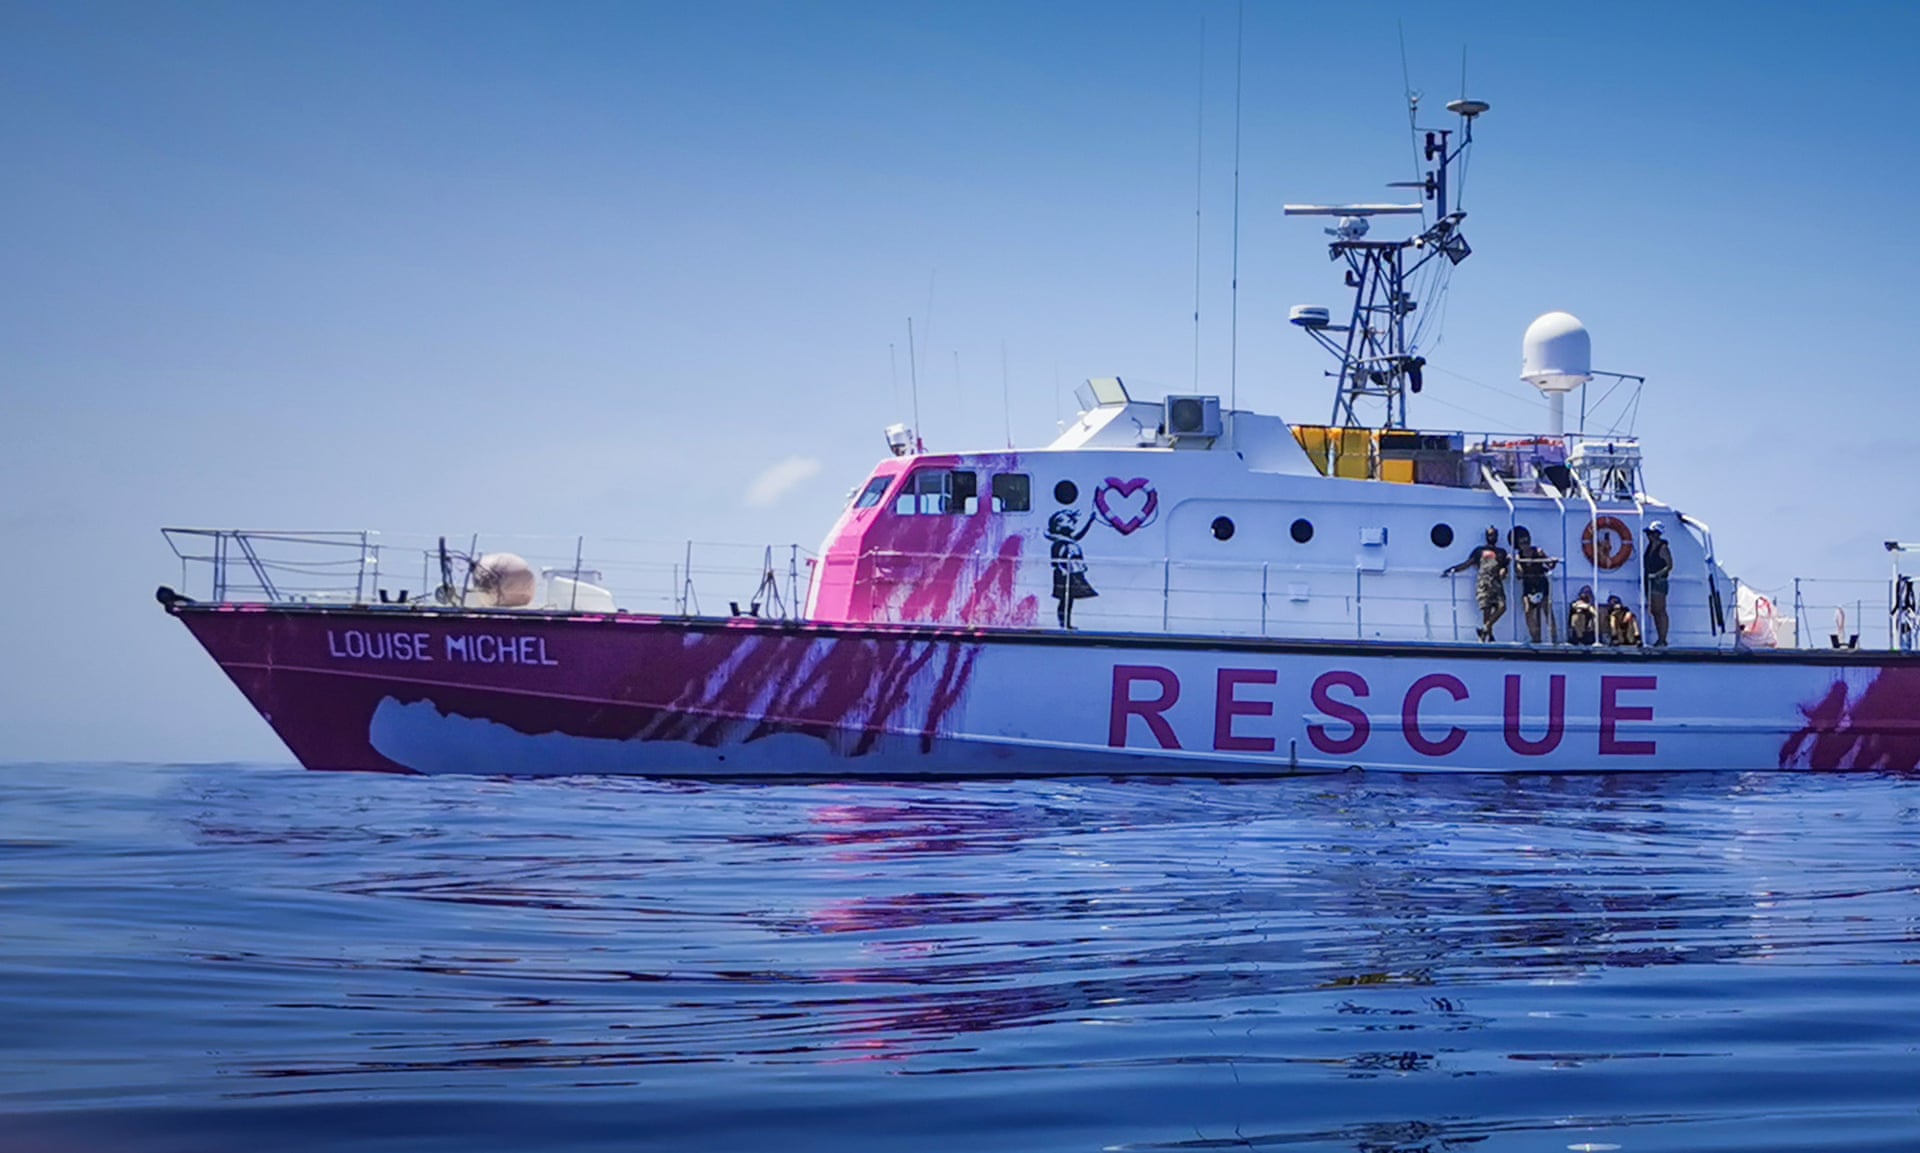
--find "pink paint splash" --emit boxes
[1780,667,1920,771]
[180,608,994,770]
[623,627,984,755]
[822,453,1040,629]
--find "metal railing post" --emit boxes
[681,540,696,617]
[1793,578,1805,650]
[1260,562,1269,636]
[571,535,585,611]
[1161,559,1170,632]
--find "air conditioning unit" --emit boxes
[1163,394,1222,441]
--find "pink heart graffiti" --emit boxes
[1094,476,1159,535]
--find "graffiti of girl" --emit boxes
[1047,509,1098,628]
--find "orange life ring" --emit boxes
[1581,515,1635,570]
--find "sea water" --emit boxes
[2,764,1918,1152]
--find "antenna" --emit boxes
[889,341,900,415]
[907,318,924,453]
[1285,93,1488,429]
[1397,22,1425,226]
[1229,0,1243,424]
[1192,14,1205,393]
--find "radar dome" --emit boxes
[1521,311,1592,394]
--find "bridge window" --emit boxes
[852,476,892,510]
[1291,518,1314,544]
[894,469,978,516]
[991,473,1032,513]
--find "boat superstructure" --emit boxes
[158,98,1920,777]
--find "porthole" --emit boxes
[1431,523,1454,548]
[1211,516,1235,541]
[1054,479,1079,505]
[1290,518,1314,544]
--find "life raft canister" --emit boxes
[1581,515,1635,570]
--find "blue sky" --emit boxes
[4,1,1917,761]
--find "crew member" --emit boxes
[1444,526,1511,642]
[1606,594,1642,647]
[1568,585,1599,646]
[1512,528,1559,644]
[1644,520,1673,647]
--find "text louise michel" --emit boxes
[1109,665,1658,758]
[325,628,559,667]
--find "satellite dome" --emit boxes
[1521,311,1592,394]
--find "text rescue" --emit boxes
[1109,665,1657,758]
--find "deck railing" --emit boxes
[161,529,817,621]
[853,549,1915,652]
[857,550,1560,646]
[161,529,1915,653]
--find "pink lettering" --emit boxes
[1308,671,1371,755]
[1109,665,1182,750]
[1214,668,1277,753]
[1503,674,1566,756]
[1599,675,1658,755]
[1402,673,1469,757]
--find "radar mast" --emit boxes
[1286,97,1488,429]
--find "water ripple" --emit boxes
[2,765,1919,1152]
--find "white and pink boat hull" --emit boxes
[168,601,1920,776]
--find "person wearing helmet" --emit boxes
[1046,508,1097,628]
[1443,526,1511,642]
[1644,521,1673,646]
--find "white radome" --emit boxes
[1521,310,1593,394]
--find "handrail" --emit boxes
[850,546,1739,649]
[160,528,818,619]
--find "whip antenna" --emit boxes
[1192,15,1205,392]
[907,317,924,453]
[1229,0,1243,425]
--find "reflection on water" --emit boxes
[1,766,1918,1153]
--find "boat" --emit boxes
[159,98,1920,776]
